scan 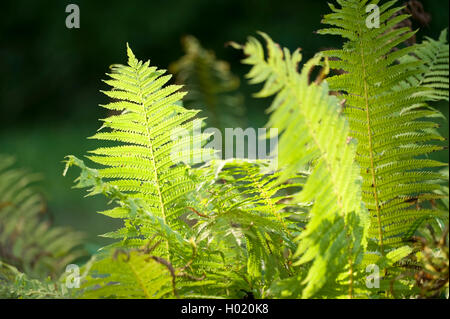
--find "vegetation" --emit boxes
[1,0,448,299]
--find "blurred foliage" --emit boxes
[0,155,85,279]
[170,35,246,130]
[413,222,449,298]
[0,260,71,299]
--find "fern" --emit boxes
[188,159,307,292]
[318,0,448,259]
[170,35,246,130]
[396,29,449,101]
[0,261,70,299]
[410,221,449,298]
[80,250,175,299]
[0,155,85,280]
[57,2,448,299]
[65,44,213,263]
[64,156,251,298]
[63,46,250,298]
[233,33,370,298]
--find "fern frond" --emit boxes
[66,44,213,262]
[80,250,175,299]
[189,159,306,286]
[235,33,370,298]
[396,29,449,101]
[0,155,85,280]
[170,35,246,130]
[66,132,250,299]
[318,0,448,256]
[0,261,70,299]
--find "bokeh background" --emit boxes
[1,0,448,252]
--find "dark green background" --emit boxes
[1,0,448,250]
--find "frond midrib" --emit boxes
[130,62,171,262]
[357,22,384,257]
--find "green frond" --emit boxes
[236,33,370,298]
[65,45,214,262]
[80,250,175,299]
[318,0,448,257]
[0,155,85,280]
[64,119,244,298]
[396,29,449,102]
[55,5,447,299]
[0,261,70,299]
[188,159,305,288]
